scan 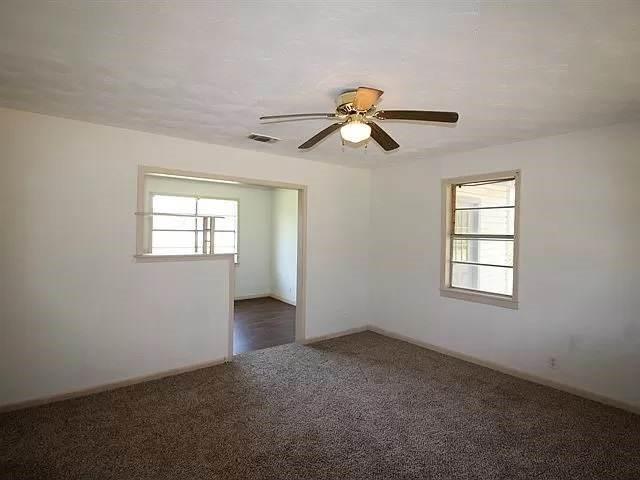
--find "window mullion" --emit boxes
[212,216,217,255]
[449,184,457,288]
[451,260,513,269]
[452,234,514,240]
[454,205,515,211]
[194,198,199,253]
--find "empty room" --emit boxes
[1,2,639,479]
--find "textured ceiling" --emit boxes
[0,1,639,168]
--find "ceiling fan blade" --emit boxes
[369,122,400,151]
[375,110,459,123]
[352,87,384,111]
[260,113,336,120]
[298,122,344,149]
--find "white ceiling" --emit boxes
[0,1,639,168]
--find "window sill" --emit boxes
[440,287,518,310]
[134,254,237,264]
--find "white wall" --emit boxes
[1,258,231,407]
[7,104,636,412]
[271,188,298,305]
[144,176,273,299]
[0,107,371,407]
[370,122,640,409]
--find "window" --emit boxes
[150,194,238,262]
[441,171,520,308]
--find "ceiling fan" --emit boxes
[259,87,459,151]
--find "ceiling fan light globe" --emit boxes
[340,121,371,143]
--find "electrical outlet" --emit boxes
[548,357,558,369]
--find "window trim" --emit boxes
[146,191,240,263]
[440,170,521,309]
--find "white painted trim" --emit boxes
[440,287,518,309]
[368,326,640,416]
[234,294,271,301]
[136,165,146,255]
[302,326,369,345]
[295,187,307,343]
[227,255,235,362]
[0,357,227,414]
[140,165,306,191]
[269,293,296,306]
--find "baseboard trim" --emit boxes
[0,357,227,414]
[234,293,297,306]
[234,294,270,301]
[368,326,640,416]
[5,328,637,416]
[269,293,296,306]
[303,326,369,345]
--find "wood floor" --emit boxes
[233,297,295,354]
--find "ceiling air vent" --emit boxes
[248,133,279,143]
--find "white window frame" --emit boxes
[440,170,521,309]
[147,191,239,263]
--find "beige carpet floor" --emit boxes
[1,331,639,479]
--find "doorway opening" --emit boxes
[233,186,299,354]
[136,166,306,360]
[234,297,295,354]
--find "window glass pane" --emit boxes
[152,214,198,230]
[148,195,238,257]
[152,231,196,252]
[214,244,236,254]
[151,247,196,255]
[451,263,513,296]
[214,231,236,249]
[196,231,204,253]
[454,207,514,235]
[213,215,236,231]
[198,198,237,217]
[455,179,515,209]
[152,195,197,215]
[452,239,513,267]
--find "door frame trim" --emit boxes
[136,165,307,358]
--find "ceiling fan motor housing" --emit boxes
[337,90,358,108]
[336,90,360,115]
